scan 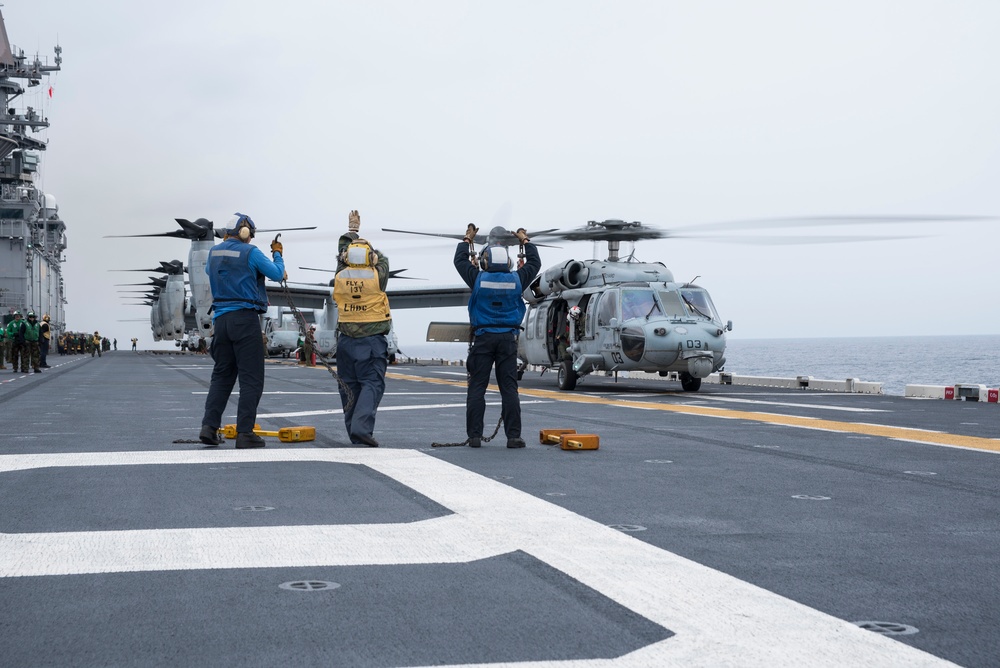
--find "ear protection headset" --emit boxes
[232,212,256,241]
[479,245,513,271]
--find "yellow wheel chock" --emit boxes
[539,428,600,450]
[219,424,316,443]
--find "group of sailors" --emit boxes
[0,310,119,374]
[1,311,51,373]
[57,332,113,357]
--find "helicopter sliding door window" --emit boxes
[525,307,537,340]
[597,290,619,327]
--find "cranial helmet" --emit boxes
[43,314,50,322]
[27,311,36,319]
[12,310,20,317]
[343,239,375,266]
[568,305,582,321]
[228,212,256,241]
[479,245,512,272]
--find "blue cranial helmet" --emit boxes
[229,212,256,240]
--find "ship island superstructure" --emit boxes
[0,10,65,331]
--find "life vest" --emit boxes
[207,239,268,312]
[333,263,390,324]
[22,322,40,342]
[469,270,524,332]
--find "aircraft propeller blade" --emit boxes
[297,266,427,281]
[381,227,561,248]
[109,259,185,275]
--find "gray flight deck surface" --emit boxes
[1,353,998,667]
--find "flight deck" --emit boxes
[1,352,997,667]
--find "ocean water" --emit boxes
[401,335,1000,397]
[722,335,1000,396]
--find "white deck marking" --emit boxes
[256,400,549,419]
[0,449,951,667]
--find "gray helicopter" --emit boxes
[388,214,989,392]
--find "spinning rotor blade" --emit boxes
[699,234,927,245]
[666,214,995,235]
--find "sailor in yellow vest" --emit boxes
[333,210,390,447]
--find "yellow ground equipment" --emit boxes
[539,428,600,450]
[219,424,316,443]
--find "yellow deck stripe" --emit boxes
[387,371,1000,453]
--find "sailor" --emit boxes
[39,314,51,368]
[0,317,6,369]
[22,312,41,373]
[333,210,390,447]
[453,224,541,449]
[198,212,286,449]
[303,326,316,367]
[7,311,24,372]
[91,331,102,357]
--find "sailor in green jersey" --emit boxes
[22,312,41,373]
[6,311,24,372]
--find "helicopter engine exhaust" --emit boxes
[529,260,590,299]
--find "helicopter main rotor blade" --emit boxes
[666,215,995,235]
[697,234,928,245]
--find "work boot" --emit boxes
[468,437,481,448]
[506,437,526,449]
[199,424,222,447]
[236,432,266,449]
[353,434,379,448]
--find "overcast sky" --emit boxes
[5,0,999,351]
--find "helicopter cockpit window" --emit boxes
[679,288,720,321]
[620,289,659,321]
[597,290,618,326]
[656,290,687,317]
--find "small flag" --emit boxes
[48,86,53,98]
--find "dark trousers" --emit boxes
[336,333,388,441]
[466,331,521,439]
[202,310,265,433]
[10,341,25,371]
[40,338,49,366]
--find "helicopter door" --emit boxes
[546,299,569,363]
[522,301,552,367]
[595,289,621,362]
[574,293,594,342]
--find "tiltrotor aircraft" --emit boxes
[109,216,472,353]
[387,215,986,392]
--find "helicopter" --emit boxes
[386,214,990,392]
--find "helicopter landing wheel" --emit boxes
[558,360,578,391]
[680,372,702,392]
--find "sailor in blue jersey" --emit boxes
[199,212,286,449]
[454,224,541,449]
